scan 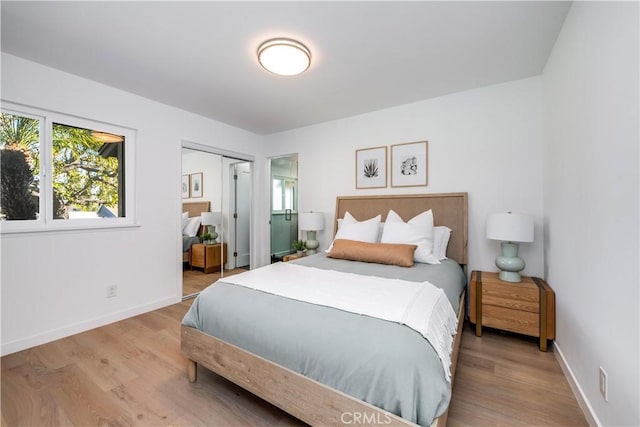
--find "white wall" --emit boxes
[542,2,639,426]
[182,149,223,211]
[0,53,264,355]
[262,77,545,278]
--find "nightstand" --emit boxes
[469,271,555,351]
[190,243,227,273]
[283,253,303,262]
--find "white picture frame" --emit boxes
[181,174,190,199]
[190,172,203,198]
[391,141,428,187]
[355,146,387,189]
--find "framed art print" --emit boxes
[356,146,387,189]
[391,141,428,187]
[190,172,203,198]
[181,174,190,199]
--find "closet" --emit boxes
[181,143,253,298]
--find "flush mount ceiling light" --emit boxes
[257,38,311,76]
[91,131,124,143]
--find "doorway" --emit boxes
[270,154,298,262]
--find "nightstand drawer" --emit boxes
[482,294,540,314]
[483,281,539,306]
[482,305,539,337]
[191,246,206,268]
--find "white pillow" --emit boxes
[381,209,440,264]
[337,217,384,242]
[183,216,201,237]
[434,226,452,260]
[181,212,189,232]
[326,212,382,252]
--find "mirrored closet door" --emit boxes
[181,147,253,299]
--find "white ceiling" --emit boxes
[1,1,571,135]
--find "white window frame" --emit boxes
[0,102,137,234]
[271,176,297,214]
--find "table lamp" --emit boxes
[299,212,325,255]
[201,211,222,243]
[486,212,534,282]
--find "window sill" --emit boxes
[0,221,141,236]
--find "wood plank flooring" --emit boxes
[183,268,247,297]
[2,300,587,427]
[448,324,587,426]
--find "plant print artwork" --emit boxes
[356,146,386,189]
[363,158,379,178]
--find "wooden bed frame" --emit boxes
[181,193,468,426]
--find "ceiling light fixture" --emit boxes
[91,131,124,143]
[257,38,311,76]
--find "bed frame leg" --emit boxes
[188,359,197,382]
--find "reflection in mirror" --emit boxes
[227,160,251,270]
[181,147,253,300]
[270,154,298,263]
[181,148,223,299]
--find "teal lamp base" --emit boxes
[495,241,525,283]
[499,270,523,283]
[210,225,219,243]
[305,230,319,255]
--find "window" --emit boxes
[51,123,125,219]
[0,112,41,221]
[272,179,283,211]
[271,177,296,213]
[0,103,135,232]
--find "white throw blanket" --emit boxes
[221,262,458,381]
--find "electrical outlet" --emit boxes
[599,367,608,401]
[106,285,117,298]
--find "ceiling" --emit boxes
[1,1,571,135]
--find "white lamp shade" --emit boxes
[201,211,222,226]
[486,212,534,243]
[299,212,325,231]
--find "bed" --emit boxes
[181,193,468,426]
[182,201,210,264]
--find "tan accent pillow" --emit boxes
[327,239,417,267]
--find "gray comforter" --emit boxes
[182,235,200,252]
[182,254,466,426]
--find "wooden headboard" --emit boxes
[334,193,468,265]
[183,201,211,217]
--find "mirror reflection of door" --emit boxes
[270,155,298,262]
[229,161,251,269]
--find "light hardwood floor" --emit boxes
[1,300,587,426]
[448,324,587,426]
[183,267,247,297]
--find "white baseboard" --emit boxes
[553,341,601,427]
[1,296,180,356]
